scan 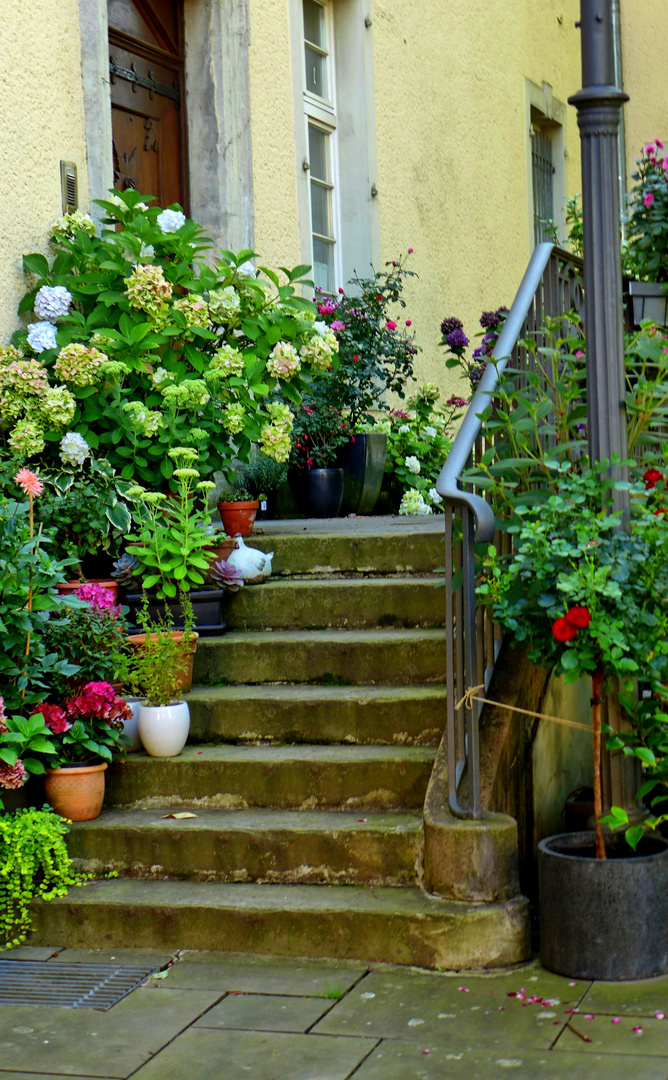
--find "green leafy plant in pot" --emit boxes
[478,459,668,979]
[217,477,260,538]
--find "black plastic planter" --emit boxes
[336,432,388,516]
[124,589,227,636]
[538,830,668,980]
[289,468,344,518]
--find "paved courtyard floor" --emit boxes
[1,948,668,1079]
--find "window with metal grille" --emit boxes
[531,122,555,247]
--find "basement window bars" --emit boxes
[531,123,555,247]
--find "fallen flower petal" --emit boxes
[633,1026,643,1034]
[654,1012,666,1020]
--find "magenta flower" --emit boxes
[644,192,655,208]
[330,320,345,333]
[386,320,398,331]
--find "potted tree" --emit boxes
[288,401,349,518]
[625,140,668,327]
[479,460,668,979]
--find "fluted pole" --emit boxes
[569,1,643,822]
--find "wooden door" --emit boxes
[108,0,188,210]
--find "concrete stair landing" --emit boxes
[31,516,528,969]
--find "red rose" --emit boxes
[644,468,663,489]
[552,617,578,643]
[565,606,591,629]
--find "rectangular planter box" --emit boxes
[124,590,227,636]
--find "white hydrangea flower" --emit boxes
[429,487,443,505]
[27,321,58,353]
[313,320,329,336]
[60,431,90,467]
[139,242,155,259]
[405,455,421,475]
[237,260,256,278]
[34,285,72,322]
[399,489,432,516]
[424,425,437,438]
[398,424,410,435]
[151,366,174,386]
[157,208,186,233]
[136,202,149,212]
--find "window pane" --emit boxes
[303,0,325,48]
[311,181,332,238]
[304,44,327,98]
[308,125,329,183]
[312,236,334,293]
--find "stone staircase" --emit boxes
[30,519,528,969]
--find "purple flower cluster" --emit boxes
[446,328,469,350]
[480,307,508,330]
[440,316,463,338]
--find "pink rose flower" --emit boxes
[644,192,655,208]
[386,320,398,331]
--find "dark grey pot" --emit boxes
[289,468,344,518]
[538,830,668,980]
[336,433,388,516]
[629,280,668,328]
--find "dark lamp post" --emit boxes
[569,0,643,823]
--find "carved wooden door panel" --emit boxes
[108,0,187,210]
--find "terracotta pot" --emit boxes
[56,579,119,605]
[126,631,199,694]
[205,537,236,564]
[44,762,107,821]
[217,500,259,538]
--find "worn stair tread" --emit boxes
[186,683,447,703]
[70,807,424,833]
[199,628,447,645]
[117,744,437,765]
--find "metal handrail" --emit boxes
[436,241,580,820]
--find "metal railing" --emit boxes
[436,243,584,819]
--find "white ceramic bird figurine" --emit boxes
[227,535,274,584]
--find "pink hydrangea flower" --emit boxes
[330,320,345,333]
[0,759,28,789]
[32,702,71,735]
[75,582,118,611]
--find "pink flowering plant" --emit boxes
[625,140,668,283]
[31,681,131,766]
[0,699,57,807]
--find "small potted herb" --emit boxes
[239,450,288,521]
[217,479,260,537]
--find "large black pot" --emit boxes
[124,589,227,636]
[289,468,344,518]
[538,830,668,980]
[336,433,388,516]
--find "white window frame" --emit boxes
[301,0,342,293]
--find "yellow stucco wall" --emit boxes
[0,0,88,344]
[620,0,668,184]
[248,0,584,397]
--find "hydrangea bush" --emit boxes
[4,190,335,486]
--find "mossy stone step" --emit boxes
[192,629,447,686]
[67,808,422,886]
[244,523,444,577]
[105,745,436,811]
[225,576,444,631]
[29,878,530,970]
[186,684,444,745]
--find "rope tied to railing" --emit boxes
[454,684,591,733]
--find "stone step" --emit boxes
[244,520,444,577]
[67,808,422,886]
[29,878,530,970]
[106,745,436,810]
[225,576,444,631]
[186,684,444,745]
[192,629,447,686]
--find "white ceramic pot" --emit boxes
[122,699,143,752]
[137,701,190,758]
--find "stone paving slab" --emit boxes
[579,973,668,1016]
[156,958,366,996]
[49,948,175,967]
[131,1027,377,1080]
[554,1014,668,1056]
[0,987,220,1078]
[194,992,332,1032]
[312,963,590,1052]
[0,948,58,962]
[350,1040,668,1079]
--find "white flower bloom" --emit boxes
[424,425,437,438]
[429,487,443,505]
[139,242,155,259]
[313,320,329,336]
[136,202,149,212]
[27,321,58,353]
[398,424,410,435]
[157,208,186,233]
[399,489,432,516]
[108,194,125,208]
[151,367,175,386]
[237,260,256,278]
[405,455,421,475]
[34,286,72,322]
[59,431,90,467]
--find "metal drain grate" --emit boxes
[0,960,160,1009]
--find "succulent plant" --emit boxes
[208,558,244,592]
[111,552,139,587]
